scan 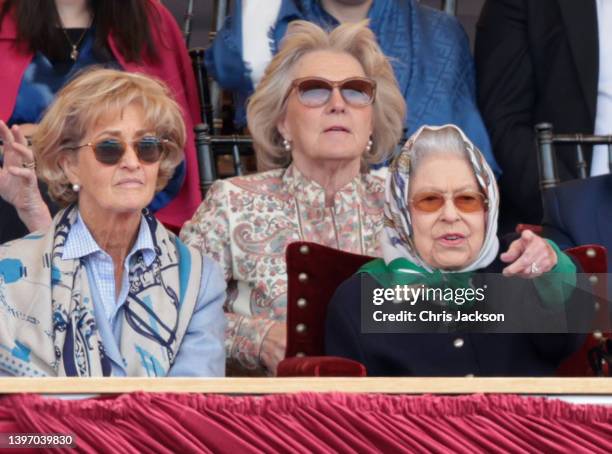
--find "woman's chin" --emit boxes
[315,143,363,160]
[429,254,473,270]
[110,194,152,213]
[80,202,148,217]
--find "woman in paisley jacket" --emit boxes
[180,20,405,375]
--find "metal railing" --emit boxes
[194,127,254,195]
[535,122,612,190]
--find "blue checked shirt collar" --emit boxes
[62,210,156,266]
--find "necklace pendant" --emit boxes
[70,46,79,61]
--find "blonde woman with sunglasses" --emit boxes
[0,69,226,377]
[180,20,405,376]
[325,124,588,377]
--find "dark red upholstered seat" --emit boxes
[558,245,609,376]
[278,241,373,377]
[517,225,610,376]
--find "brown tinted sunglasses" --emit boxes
[67,136,169,165]
[411,191,488,213]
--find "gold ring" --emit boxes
[21,161,36,169]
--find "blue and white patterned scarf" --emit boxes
[0,205,202,377]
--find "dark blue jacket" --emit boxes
[543,175,612,273]
[325,262,586,376]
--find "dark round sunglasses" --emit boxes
[67,136,169,165]
[287,76,377,107]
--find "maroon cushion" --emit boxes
[277,356,367,377]
[285,241,374,359]
[558,245,609,376]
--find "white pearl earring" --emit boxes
[72,183,80,192]
[365,138,373,153]
[283,138,292,153]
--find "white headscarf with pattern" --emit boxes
[380,124,500,273]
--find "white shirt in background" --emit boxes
[592,0,612,175]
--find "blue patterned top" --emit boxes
[7,29,116,126]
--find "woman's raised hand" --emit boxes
[0,121,52,232]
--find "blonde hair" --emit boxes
[33,68,186,206]
[247,20,406,170]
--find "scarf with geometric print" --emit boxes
[0,205,201,377]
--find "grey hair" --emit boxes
[408,125,472,176]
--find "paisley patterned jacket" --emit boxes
[180,165,385,373]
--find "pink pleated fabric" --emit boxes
[0,393,611,453]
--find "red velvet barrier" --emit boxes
[0,393,611,453]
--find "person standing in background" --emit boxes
[0,0,202,244]
[207,0,500,174]
[475,0,609,233]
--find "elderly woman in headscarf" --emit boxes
[325,124,586,376]
[0,69,225,377]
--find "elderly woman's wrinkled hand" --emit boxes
[500,229,558,278]
[0,120,52,232]
[260,321,287,376]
